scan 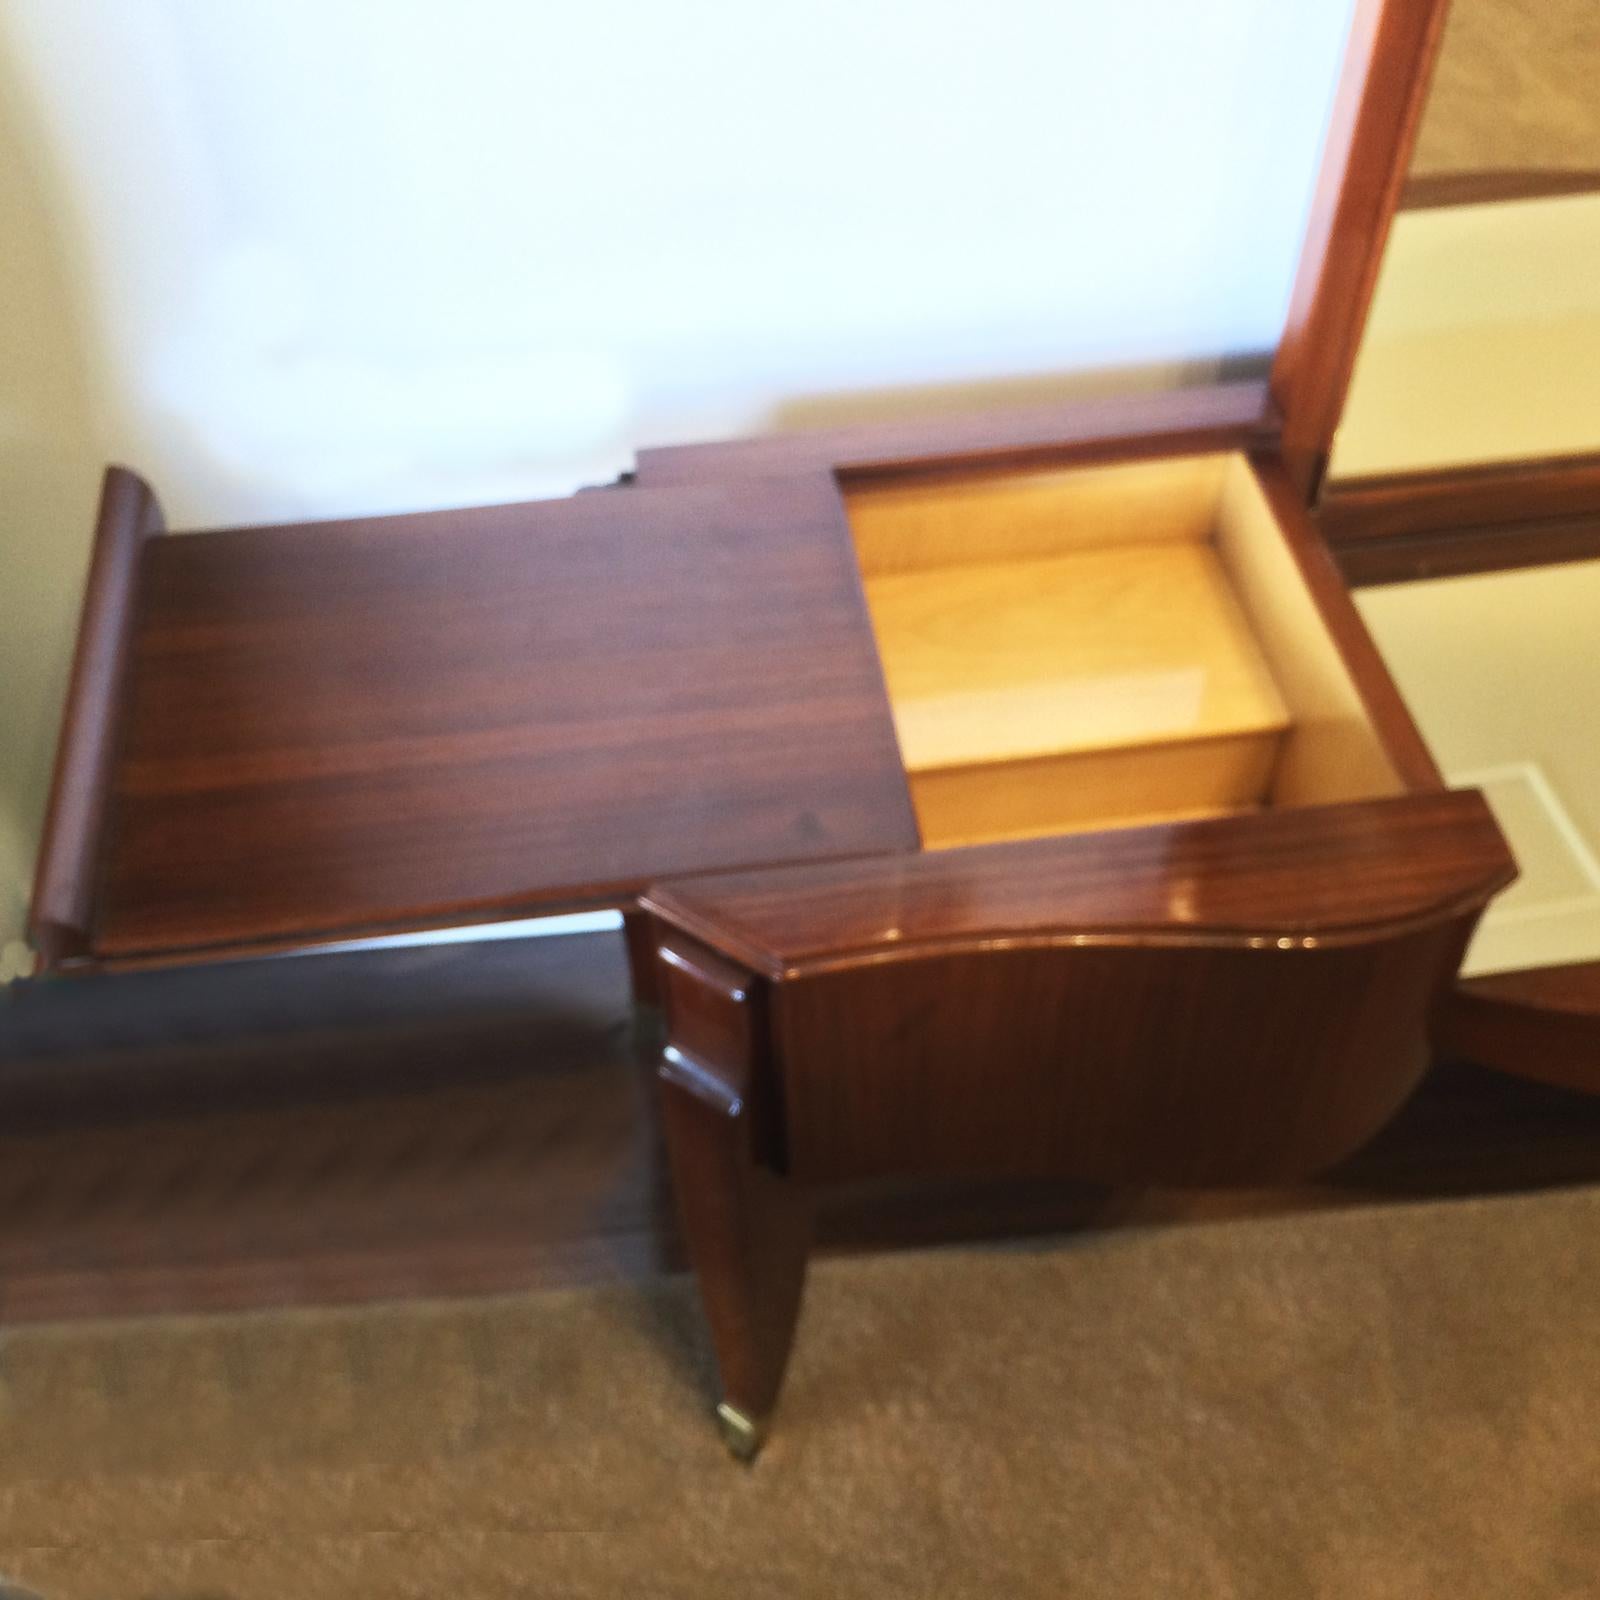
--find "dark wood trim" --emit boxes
[632,380,1279,487]
[1439,963,1600,1095]
[1322,453,1600,543]
[1335,515,1600,586]
[27,466,165,973]
[1321,454,1600,585]
[1271,0,1453,501]
[1401,169,1600,211]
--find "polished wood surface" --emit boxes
[644,790,1512,980]
[1440,962,1600,1094]
[632,381,1278,488]
[1321,452,1600,544]
[90,474,917,962]
[655,931,810,1444]
[645,790,1511,1436]
[760,919,1482,1187]
[1272,0,1454,499]
[1336,517,1600,586]
[29,467,166,972]
[1323,454,1600,584]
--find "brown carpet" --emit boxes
[1415,0,1600,175]
[3,1185,1598,1599]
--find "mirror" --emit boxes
[1331,0,1600,480]
[1336,0,1600,981]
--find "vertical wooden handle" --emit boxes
[28,465,165,972]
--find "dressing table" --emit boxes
[29,0,1599,1455]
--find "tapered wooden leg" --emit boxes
[646,922,812,1457]
[622,910,662,1011]
[659,1068,811,1458]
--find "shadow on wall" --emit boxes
[0,39,105,961]
[769,353,1270,434]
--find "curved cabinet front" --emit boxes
[642,789,1514,1452]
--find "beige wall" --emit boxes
[0,43,104,961]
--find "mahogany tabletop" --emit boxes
[91,474,917,962]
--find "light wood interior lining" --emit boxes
[844,452,1402,849]
[1212,460,1404,809]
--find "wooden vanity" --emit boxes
[28,0,1597,1456]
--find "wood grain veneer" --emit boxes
[88,474,918,962]
[645,788,1513,1429]
[644,790,1511,980]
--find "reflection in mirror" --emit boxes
[1330,0,1600,480]
[1335,0,1600,983]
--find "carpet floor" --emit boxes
[2,1185,1598,1599]
[1415,0,1600,175]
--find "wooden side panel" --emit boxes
[1272,0,1454,499]
[28,466,166,972]
[771,921,1480,1187]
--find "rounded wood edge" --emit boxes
[27,465,166,973]
[642,792,1516,984]
[646,888,1512,986]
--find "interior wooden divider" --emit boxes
[844,452,1404,849]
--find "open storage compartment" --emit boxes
[845,451,1409,848]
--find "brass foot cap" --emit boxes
[716,1403,766,1461]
